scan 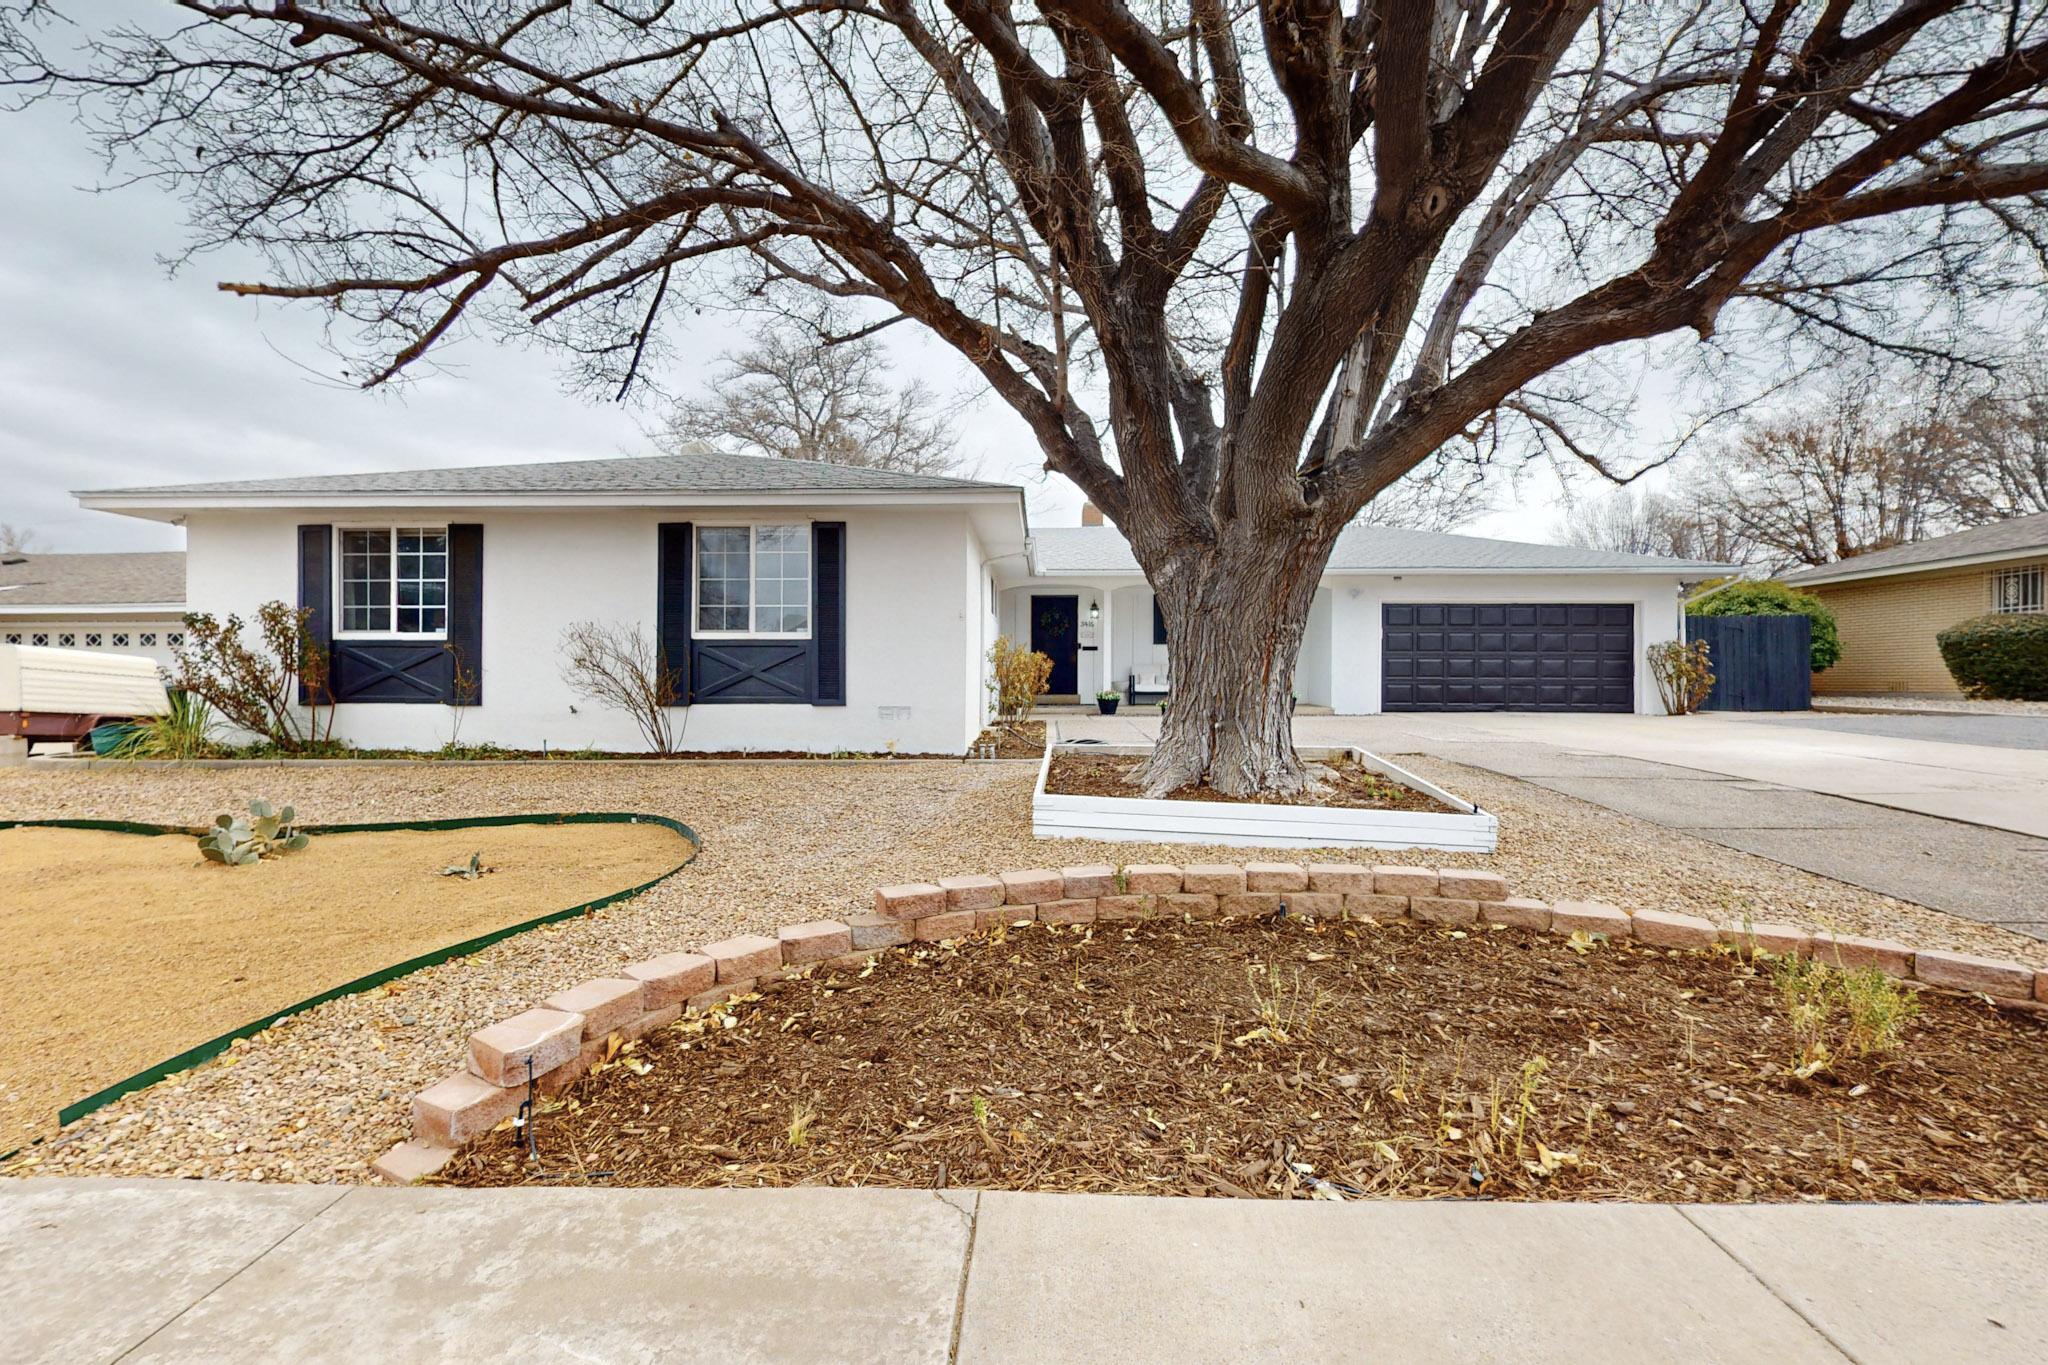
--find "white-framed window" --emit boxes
[338,526,448,635]
[112,633,129,647]
[140,632,157,646]
[30,633,47,646]
[84,633,101,647]
[695,524,811,637]
[57,633,74,647]
[167,631,184,647]
[1990,564,2044,615]
[3,633,19,645]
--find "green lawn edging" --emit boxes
[0,812,700,1135]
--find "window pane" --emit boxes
[340,529,393,631]
[752,525,810,633]
[388,526,447,633]
[697,527,753,632]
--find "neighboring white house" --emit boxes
[0,551,188,672]
[75,450,1730,753]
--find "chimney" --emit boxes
[1080,501,1103,527]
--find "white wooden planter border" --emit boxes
[1031,743,1499,852]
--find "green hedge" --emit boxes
[1690,580,1843,672]
[1937,613,2048,700]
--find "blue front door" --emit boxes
[1031,595,1080,696]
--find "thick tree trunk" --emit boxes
[1132,525,1337,798]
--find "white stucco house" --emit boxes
[76,450,1729,753]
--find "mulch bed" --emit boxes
[973,721,1047,759]
[1045,751,1455,811]
[439,916,2047,1202]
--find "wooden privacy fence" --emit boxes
[1686,614,1812,711]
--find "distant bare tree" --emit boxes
[1950,361,2048,519]
[0,524,42,556]
[1715,395,1967,567]
[1560,488,1674,556]
[657,306,959,476]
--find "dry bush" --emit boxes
[1647,639,1715,715]
[174,603,334,751]
[989,635,1053,724]
[559,621,682,754]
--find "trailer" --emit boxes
[0,643,168,760]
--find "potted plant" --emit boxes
[1095,688,1121,715]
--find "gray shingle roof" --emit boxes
[1030,524,1732,576]
[0,552,186,607]
[78,448,1017,498]
[1780,511,2048,586]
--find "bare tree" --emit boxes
[1950,360,2048,518]
[657,304,959,474]
[1715,397,1967,567]
[1559,472,1758,564]
[558,621,681,755]
[1355,453,1492,532]
[1559,488,1675,556]
[0,524,42,556]
[9,3,2047,794]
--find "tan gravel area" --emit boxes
[0,821,686,1153]
[1,756,2040,1184]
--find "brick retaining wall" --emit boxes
[371,862,2048,1184]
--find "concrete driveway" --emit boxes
[1055,710,2048,939]
[1064,710,2048,838]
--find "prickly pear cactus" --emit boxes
[197,800,310,865]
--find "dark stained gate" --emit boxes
[1382,603,1635,712]
[1688,614,1812,711]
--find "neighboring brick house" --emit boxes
[1781,512,2048,695]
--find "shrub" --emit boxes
[1771,953,1920,1078]
[1937,612,2048,700]
[988,635,1053,724]
[1690,580,1842,672]
[109,689,220,760]
[1646,639,1715,715]
[559,621,682,754]
[173,604,334,751]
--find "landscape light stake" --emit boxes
[515,1055,614,1183]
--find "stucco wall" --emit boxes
[183,505,982,753]
[1805,563,2033,695]
[1001,573,1684,713]
[1325,573,1687,715]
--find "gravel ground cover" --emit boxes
[1816,695,2048,716]
[0,755,2040,1183]
[0,820,686,1153]
[442,916,2047,1202]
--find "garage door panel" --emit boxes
[1383,602,1635,713]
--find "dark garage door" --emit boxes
[1382,603,1635,712]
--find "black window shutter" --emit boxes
[811,521,846,705]
[446,523,483,705]
[297,524,332,704]
[1152,598,1168,645]
[657,522,694,704]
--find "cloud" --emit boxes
[0,96,1065,550]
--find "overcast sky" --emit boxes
[0,71,1579,555]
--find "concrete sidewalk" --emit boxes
[3,1179,2042,1363]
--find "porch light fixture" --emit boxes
[1088,602,1101,624]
